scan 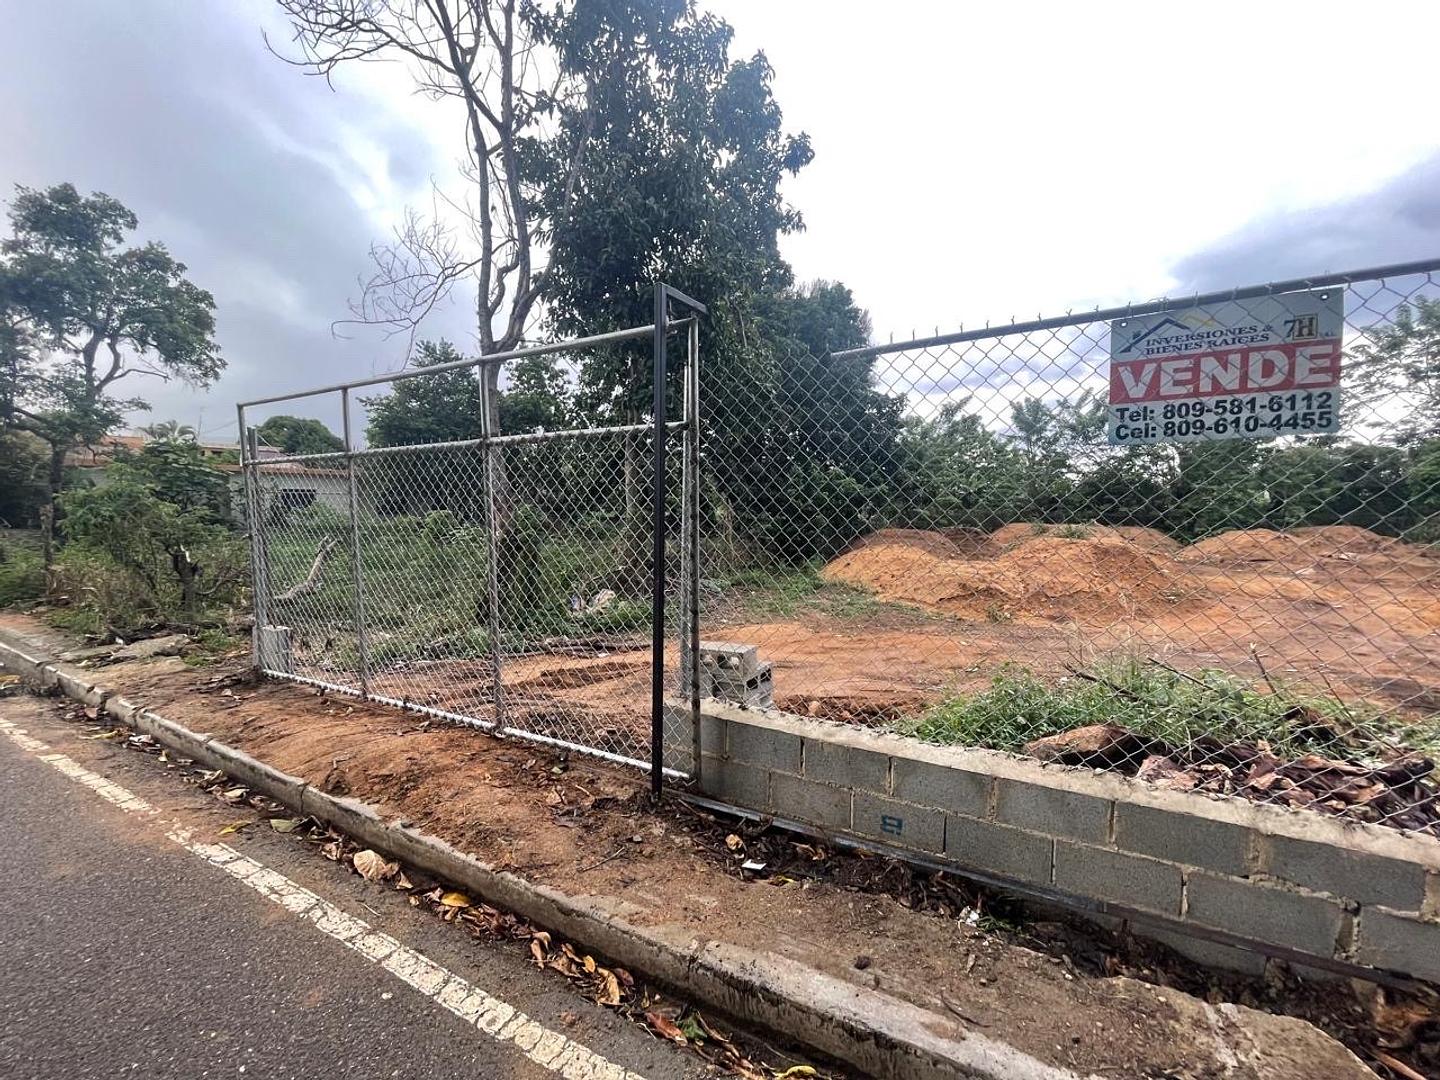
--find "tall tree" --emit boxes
[256,415,345,455]
[273,0,599,434]
[0,183,222,558]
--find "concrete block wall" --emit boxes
[669,702,1440,983]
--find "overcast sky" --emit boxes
[4,1,1440,440]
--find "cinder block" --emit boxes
[698,754,771,812]
[890,757,990,817]
[1185,872,1347,959]
[994,778,1111,844]
[852,792,944,854]
[1053,841,1183,916]
[1144,926,1269,977]
[1355,908,1440,982]
[726,720,802,773]
[804,738,889,794]
[770,772,851,833]
[1115,802,1253,878]
[1264,834,1428,911]
[944,814,1054,886]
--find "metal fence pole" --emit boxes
[650,284,669,797]
[243,424,272,659]
[341,388,371,696]
[237,405,263,670]
[478,361,507,730]
[686,316,703,784]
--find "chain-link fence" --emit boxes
[241,299,703,782]
[699,260,1440,836]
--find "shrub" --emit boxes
[0,538,44,606]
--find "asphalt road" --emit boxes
[0,693,710,1080]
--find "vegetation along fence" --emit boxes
[699,258,1440,837]
[240,286,707,788]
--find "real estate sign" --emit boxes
[1107,289,1343,445]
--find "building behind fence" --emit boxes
[242,260,1440,838]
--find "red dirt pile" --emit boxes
[823,530,1200,623]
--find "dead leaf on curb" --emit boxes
[774,1067,817,1079]
[221,786,248,803]
[439,890,471,908]
[353,849,398,882]
[724,834,743,851]
[596,969,622,1006]
[645,1012,686,1043]
[269,818,301,833]
[218,820,252,836]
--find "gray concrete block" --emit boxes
[1264,834,1428,911]
[1053,841,1183,916]
[1186,872,1347,959]
[727,720,802,773]
[1144,926,1269,978]
[994,778,1111,844]
[804,738,889,794]
[852,792,944,854]
[944,814,1054,886]
[1355,908,1440,982]
[890,757,990,817]
[698,754,771,812]
[1114,802,1253,879]
[771,772,851,833]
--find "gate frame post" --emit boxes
[651,283,707,798]
[341,388,371,697]
[478,359,507,731]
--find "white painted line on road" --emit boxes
[0,717,648,1080]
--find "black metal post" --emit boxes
[650,284,668,797]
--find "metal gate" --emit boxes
[238,285,705,791]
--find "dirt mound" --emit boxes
[848,528,963,560]
[1179,527,1437,571]
[823,535,1200,622]
[990,522,1179,553]
[938,526,1002,558]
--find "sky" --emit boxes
[3,0,1440,440]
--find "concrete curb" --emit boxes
[0,633,1084,1080]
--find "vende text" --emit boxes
[1109,341,1341,405]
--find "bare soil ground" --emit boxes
[800,523,1440,722]
[25,641,1425,1079]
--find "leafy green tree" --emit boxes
[256,415,345,455]
[60,461,242,627]
[1351,297,1440,444]
[364,341,482,448]
[0,429,49,527]
[140,420,197,443]
[0,183,222,554]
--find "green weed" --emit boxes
[899,659,1423,761]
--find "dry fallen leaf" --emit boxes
[724,834,743,851]
[269,818,301,833]
[218,820,252,836]
[645,1012,687,1043]
[439,890,471,908]
[775,1068,818,1079]
[597,969,622,1006]
[353,849,398,882]
[530,939,548,966]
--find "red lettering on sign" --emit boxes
[1109,341,1340,404]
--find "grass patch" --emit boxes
[717,562,891,621]
[900,660,1429,762]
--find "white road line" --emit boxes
[0,717,647,1080]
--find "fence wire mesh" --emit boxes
[699,265,1440,836]
[244,324,695,776]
